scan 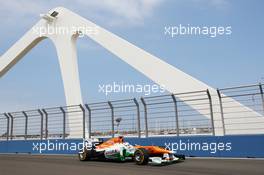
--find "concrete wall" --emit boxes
[1,135,264,158]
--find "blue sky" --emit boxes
[0,0,264,112]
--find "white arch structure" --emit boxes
[1,7,263,137]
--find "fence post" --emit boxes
[259,83,264,114]
[108,101,114,138]
[79,104,86,139]
[140,97,148,138]
[59,107,66,139]
[22,111,28,140]
[171,94,180,136]
[85,104,92,138]
[216,89,226,135]
[206,90,215,136]
[7,113,13,140]
[42,109,48,139]
[4,113,9,141]
[38,109,44,140]
[133,98,141,138]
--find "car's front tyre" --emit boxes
[174,154,185,160]
[134,148,149,165]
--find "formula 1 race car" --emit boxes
[78,136,185,165]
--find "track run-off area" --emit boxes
[0,154,263,175]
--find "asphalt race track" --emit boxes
[0,154,263,175]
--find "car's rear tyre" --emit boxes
[78,148,91,161]
[134,148,149,165]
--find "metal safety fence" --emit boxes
[0,83,263,140]
[217,83,264,135]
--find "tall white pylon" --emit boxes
[1,7,263,137]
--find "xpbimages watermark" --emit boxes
[32,140,94,153]
[31,139,232,154]
[164,24,232,38]
[98,82,166,96]
[32,24,99,37]
[165,140,232,154]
